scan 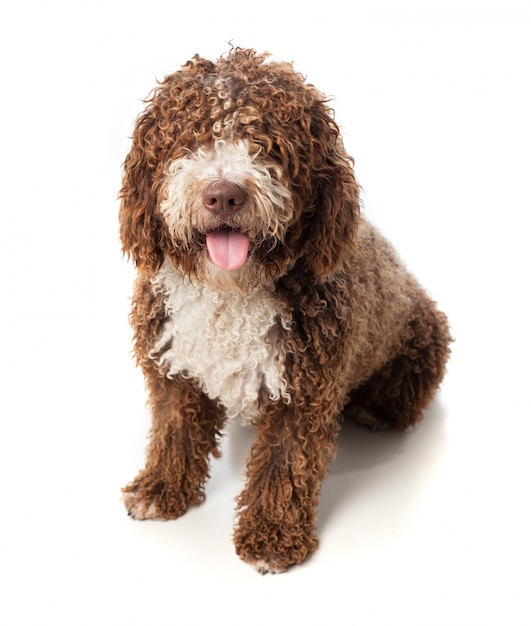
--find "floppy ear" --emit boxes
[119,106,168,274]
[303,107,360,277]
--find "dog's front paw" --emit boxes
[122,472,199,521]
[234,511,318,574]
[251,559,287,575]
[122,488,168,520]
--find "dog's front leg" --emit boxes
[122,373,225,520]
[234,399,339,574]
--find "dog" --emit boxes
[119,48,451,573]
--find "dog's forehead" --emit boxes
[166,52,323,137]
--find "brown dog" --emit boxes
[119,48,451,573]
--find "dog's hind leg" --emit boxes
[346,301,451,431]
[122,374,225,520]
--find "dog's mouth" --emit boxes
[205,227,251,271]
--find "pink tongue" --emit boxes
[206,229,250,270]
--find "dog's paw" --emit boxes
[234,514,318,574]
[348,405,392,431]
[122,489,165,520]
[251,559,288,575]
[237,540,315,575]
[121,473,194,521]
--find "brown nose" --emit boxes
[202,181,246,213]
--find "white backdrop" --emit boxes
[1,1,530,624]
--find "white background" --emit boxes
[1,0,530,624]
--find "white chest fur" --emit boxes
[150,260,291,423]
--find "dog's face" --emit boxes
[120,48,360,291]
[160,138,294,291]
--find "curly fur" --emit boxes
[119,48,451,573]
[148,257,291,423]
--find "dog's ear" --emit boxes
[119,105,168,274]
[302,106,361,277]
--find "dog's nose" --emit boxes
[202,181,246,214]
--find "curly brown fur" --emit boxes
[119,48,451,573]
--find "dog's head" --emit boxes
[120,48,360,290]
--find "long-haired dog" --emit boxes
[119,48,451,573]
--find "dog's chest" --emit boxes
[150,262,290,423]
